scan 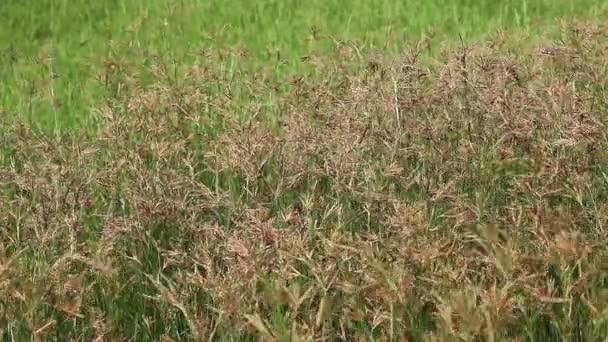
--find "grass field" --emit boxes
[1,0,607,130]
[2,1,608,341]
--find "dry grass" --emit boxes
[1,21,608,341]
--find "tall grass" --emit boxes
[1,1,608,340]
[0,0,606,130]
[1,17,608,340]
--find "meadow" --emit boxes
[2,0,607,130]
[1,0,608,340]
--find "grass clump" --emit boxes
[1,20,608,341]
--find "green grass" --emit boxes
[1,0,606,131]
[1,1,608,341]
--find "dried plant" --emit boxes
[1,20,608,341]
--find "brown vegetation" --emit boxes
[1,21,607,340]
